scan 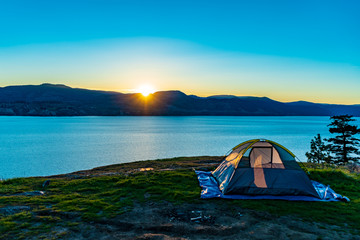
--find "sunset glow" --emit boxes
[136,84,156,97]
[0,1,359,104]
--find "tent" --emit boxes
[211,139,319,198]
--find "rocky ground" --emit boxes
[51,201,359,240]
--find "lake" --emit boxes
[1,116,358,179]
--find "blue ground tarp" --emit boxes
[196,171,349,202]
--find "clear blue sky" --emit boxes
[1,0,359,103]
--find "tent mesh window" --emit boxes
[250,147,273,168]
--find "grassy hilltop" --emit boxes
[0,156,359,239]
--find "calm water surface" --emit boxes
[1,116,358,179]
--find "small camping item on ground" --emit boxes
[42,180,50,188]
[190,211,215,223]
[196,139,349,202]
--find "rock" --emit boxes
[0,206,31,215]
[13,191,45,196]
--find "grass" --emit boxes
[0,156,359,239]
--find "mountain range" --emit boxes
[0,83,359,116]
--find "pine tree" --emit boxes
[306,134,331,164]
[326,115,360,165]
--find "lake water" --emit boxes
[1,116,358,179]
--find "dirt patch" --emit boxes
[59,201,359,240]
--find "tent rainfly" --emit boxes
[212,139,319,198]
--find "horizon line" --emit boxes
[1,82,359,106]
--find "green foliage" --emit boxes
[326,115,360,165]
[306,134,331,164]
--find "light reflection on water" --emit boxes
[0,116,358,179]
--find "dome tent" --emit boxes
[212,139,319,198]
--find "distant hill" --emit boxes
[0,83,359,116]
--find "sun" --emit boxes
[136,84,156,97]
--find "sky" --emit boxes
[0,0,359,104]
